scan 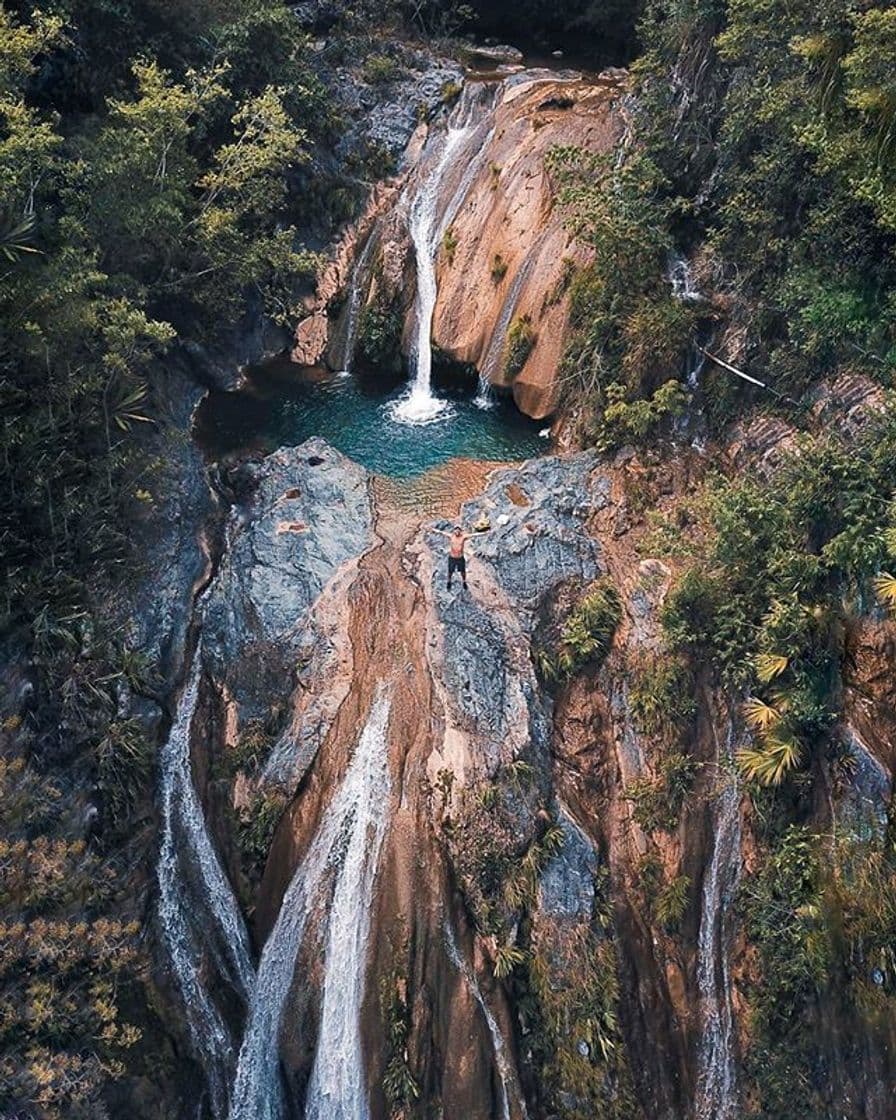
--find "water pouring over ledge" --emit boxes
[157,634,256,1120]
[389,86,496,426]
[228,694,393,1120]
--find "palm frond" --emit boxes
[742,696,781,734]
[736,734,803,786]
[873,572,896,612]
[755,652,789,684]
[0,210,39,262]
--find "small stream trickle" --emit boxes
[157,636,256,1120]
[228,695,392,1120]
[336,233,377,375]
[444,922,528,1120]
[693,730,741,1120]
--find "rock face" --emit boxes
[202,437,374,738]
[428,73,623,418]
[154,380,895,1120]
[296,69,625,419]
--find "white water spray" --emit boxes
[228,695,392,1120]
[390,127,474,425]
[694,739,741,1120]
[157,642,256,1119]
[668,254,702,303]
[444,922,528,1120]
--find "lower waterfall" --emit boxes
[157,642,256,1119]
[228,694,392,1120]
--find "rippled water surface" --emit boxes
[195,359,546,479]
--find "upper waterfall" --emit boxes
[390,86,495,426]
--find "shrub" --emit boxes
[362,53,401,85]
[655,873,691,932]
[538,579,622,683]
[490,252,508,283]
[238,792,287,877]
[504,314,537,379]
[626,752,701,832]
[628,655,696,742]
[358,299,403,371]
[442,225,458,263]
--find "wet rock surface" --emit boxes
[127,357,215,691]
[202,438,374,726]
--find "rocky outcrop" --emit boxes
[427,72,623,418]
[154,364,895,1120]
[202,438,374,771]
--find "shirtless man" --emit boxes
[436,525,471,590]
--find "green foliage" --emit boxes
[442,225,458,263]
[654,873,691,933]
[490,252,508,282]
[625,751,701,833]
[596,379,688,450]
[520,911,639,1120]
[362,53,401,85]
[358,298,404,372]
[538,579,622,683]
[238,791,287,877]
[627,655,695,742]
[503,314,536,379]
[379,943,419,1115]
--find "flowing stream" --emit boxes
[337,233,377,375]
[693,735,741,1120]
[157,638,256,1120]
[444,921,528,1120]
[228,695,392,1120]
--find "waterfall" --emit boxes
[668,254,702,303]
[228,695,392,1120]
[305,693,393,1119]
[444,922,528,1120]
[390,87,494,426]
[476,240,544,409]
[337,233,376,376]
[157,642,256,1120]
[693,737,741,1120]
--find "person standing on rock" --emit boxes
[437,525,471,591]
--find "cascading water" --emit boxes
[157,639,256,1120]
[668,253,702,303]
[444,921,528,1120]
[390,88,494,426]
[693,733,741,1120]
[305,694,393,1120]
[337,233,377,376]
[228,695,392,1120]
[476,238,545,410]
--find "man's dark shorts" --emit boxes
[448,556,466,582]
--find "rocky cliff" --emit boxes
[151,374,894,1120]
[294,67,626,419]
